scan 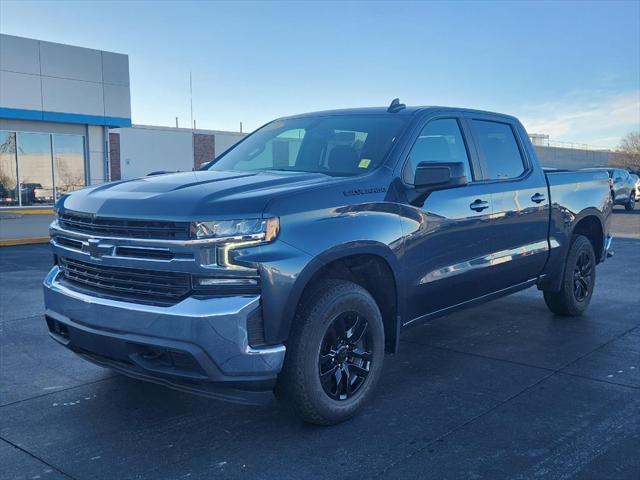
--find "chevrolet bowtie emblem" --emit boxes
[87,238,101,258]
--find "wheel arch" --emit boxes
[571,212,604,263]
[282,242,404,353]
[540,207,605,292]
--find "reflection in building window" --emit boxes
[54,135,85,198]
[0,131,18,206]
[17,132,54,206]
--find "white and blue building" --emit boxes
[0,33,131,209]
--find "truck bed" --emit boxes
[539,168,612,292]
[545,168,611,215]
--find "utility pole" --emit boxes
[189,71,194,130]
[189,72,195,168]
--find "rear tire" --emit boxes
[625,192,636,211]
[543,235,596,316]
[278,279,385,425]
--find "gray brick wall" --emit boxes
[193,133,215,169]
[109,132,121,180]
[534,146,621,169]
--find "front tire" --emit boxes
[543,235,596,316]
[625,192,636,211]
[279,280,385,425]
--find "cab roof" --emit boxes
[281,105,519,122]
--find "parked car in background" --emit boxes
[584,168,636,210]
[18,183,43,205]
[0,184,17,206]
[44,103,613,424]
[630,173,640,202]
[34,186,55,204]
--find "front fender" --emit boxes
[243,201,406,344]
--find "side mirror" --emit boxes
[414,161,468,189]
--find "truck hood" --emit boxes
[60,170,335,220]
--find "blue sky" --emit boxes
[1,0,639,147]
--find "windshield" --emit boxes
[208,115,407,176]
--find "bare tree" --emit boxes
[615,131,640,173]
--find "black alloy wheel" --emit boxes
[318,312,372,401]
[573,251,593,301]
[279,279,385,425]
[543,234,596,316]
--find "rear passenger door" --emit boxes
[465,114,550,291]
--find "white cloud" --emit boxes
[518,90,640,148]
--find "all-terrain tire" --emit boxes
[278,279,385,425]
[543,235,596,316]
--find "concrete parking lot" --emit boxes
[1,207,639,480]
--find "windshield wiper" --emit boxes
[264,168,320,174]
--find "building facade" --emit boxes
[108,125,245,180]
[0,34,131,209]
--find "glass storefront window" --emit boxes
[54,135,86,198]
[17,132,54,206]
[0,131,18,206]
[0,131,87,208]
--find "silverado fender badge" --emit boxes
[343,187,387,197]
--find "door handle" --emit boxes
[469,199,489,212]
[531,193,546,204]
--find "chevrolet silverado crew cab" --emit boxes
[44,101,613,425]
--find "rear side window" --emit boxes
[472,120,525,180]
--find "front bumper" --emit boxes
[43,267,286,405]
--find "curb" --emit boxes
[0,208,54,215]
[0,237,50,247]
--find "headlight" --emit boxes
[191,275,260,294]
[191,217,279,242]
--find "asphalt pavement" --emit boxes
[0,207,639,479]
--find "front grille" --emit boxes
[56,236,83,251]
[115,246,175,260]
[58,257,190,304]
[58,211,190,240]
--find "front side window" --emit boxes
[209,115,407,176]
[406,118,472,182]
[472,120,526,180]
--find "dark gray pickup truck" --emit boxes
[44,102,613,424]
